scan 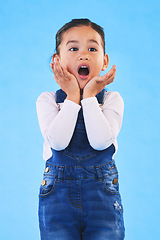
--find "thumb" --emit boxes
[50,63,53,70]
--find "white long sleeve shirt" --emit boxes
[36,91,124,161]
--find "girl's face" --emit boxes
[55,26,109,89]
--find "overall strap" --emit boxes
[55,89,106,104]
[96,89,106,104]
[55,89,67,103]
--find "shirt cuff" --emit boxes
[63,99,81,111]
[81,97,99,107]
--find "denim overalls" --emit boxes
[38,89,125,240]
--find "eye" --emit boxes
[88,47,97,52]
[69,47,78,51]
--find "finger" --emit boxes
[61,65,69,78]
[53,61,66,82]
[54,60,64,78]
[50,63,56,74]
[106,65,116,78]
[99,66,116,81]
[53,62,61,80]
[103,72,115,85]
[108,67,116,81]
[95,70,116,86]
[61,65,72,80]
[107,68,116,80]
[106,71,116,84]
[50,63,53,71]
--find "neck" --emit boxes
[80,89,83,95]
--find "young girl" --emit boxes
[36,18,125,240]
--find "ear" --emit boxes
[102,54,109,71]
[52,53,60,63]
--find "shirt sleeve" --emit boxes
[36,92,81,150]
[81,92,124,150]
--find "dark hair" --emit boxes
[55,18,105,55]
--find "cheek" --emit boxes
[94,55,104,68]
[93,62,104,74]
[59,55,72,66]
[61,60,75,74]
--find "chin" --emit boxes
[80,83,88,90]
[80,86,85,90]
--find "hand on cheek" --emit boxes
[50,60,80,104]
[83,65,116,99]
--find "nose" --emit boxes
[79,50,89,61]
[79,56,89,60]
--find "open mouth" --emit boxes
[78,65,90,79]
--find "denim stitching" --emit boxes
[63,151,96,160]
[68,180,81,208]
[39,179,58,198]
[45,159,115,168]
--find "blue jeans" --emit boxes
[38,156,125,239]
[38,89,125,239]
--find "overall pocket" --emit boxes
[39,174,57,198]
[102,163,119,195]
[63,129,96,160]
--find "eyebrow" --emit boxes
[66,39,99,45]
[88,39,99,45]
[66,40,79,45]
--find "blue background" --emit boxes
[0,0,159,239]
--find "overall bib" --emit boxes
[38,89,125,240]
